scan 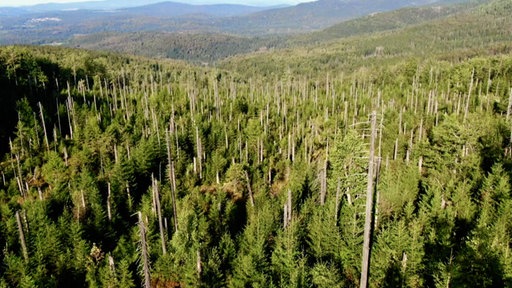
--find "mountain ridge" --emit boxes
[0,0,472,46]
[65,1,478,63]
[119,2,270,18]
[219,0,511,77]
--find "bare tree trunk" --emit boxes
[244,171,255,207]
[463,69,475,123]
[196,126,202,179]
[108,255,116,274]
[507,88,512,123]
[38,102,49,151]
[335,178,340,225]
[398,109,402,135]
[54,82,62,136]
[287,189,292,224]
[16,176,24,198]
[360,111,377,288]
[196,250,202,278]
[406,130,413,163]
[394,138,398,161]
[114,144,119,164]
[137,212,151,288]
[170,162,179,233]
[283,188,292,228]
[319,161,327,205]
[374,158,382,229]
[66,82,74,139]
[16,211,29,262]
[106,183,112,221]
[344,101,349,136]
[283,204,288,228]
[166,130,179,233]
[507,88,512,145]
[152,176,167,255]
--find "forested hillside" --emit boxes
[65,2,466,64]
[286,3,473,47]
[66,1,478,64]
[220,0,512,77]
[0,0,471,49]
[1,0,512,287]
[69,32,282,64]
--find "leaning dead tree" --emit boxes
[360,111,377,288]
[152,175,167,255]
[16,211,28,262]
[166,129,179,233]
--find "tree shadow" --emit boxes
[451,243,506,287]
[383,259,403,288]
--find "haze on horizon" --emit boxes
[0,0,314,7]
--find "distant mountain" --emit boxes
[12,0,169,13]
[287,2,476,46]
[0,1,276,45]
[1,0,283,15]
[66,1,477,63]
[213,0,469,34]
[0,0,477,46]
[120,2,270,17]
[220,0,511,77]
[0,7,30,16]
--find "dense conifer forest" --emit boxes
[1,0,512,287]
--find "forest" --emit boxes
[1,0,512,287]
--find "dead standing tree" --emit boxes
[360,111,378,288]
[16,210,29,262]
[137,211,151,288]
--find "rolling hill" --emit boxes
[69,31,281,63]
[0,0,472,46]
[0,1,274,46]
[214,0,444,34]
[119,2,270,17]
[65,1,477,63]
[287,2,474,46]
[219,0,512,77]
[2,0,175,13]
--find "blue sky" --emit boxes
[0,0,314,7]
[0,0,91,6]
